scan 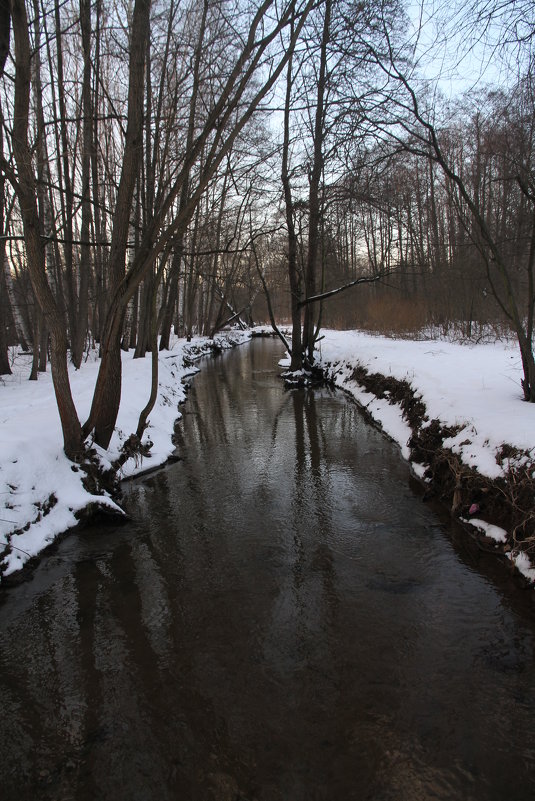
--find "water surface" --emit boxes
[1,339,534,800]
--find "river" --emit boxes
[0,338,534,800]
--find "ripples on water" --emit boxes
[0,339,534,801]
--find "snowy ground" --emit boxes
[0,330,250,579]
[314,330,535,582]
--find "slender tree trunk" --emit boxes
[303,0,331,364]
[10,0,83,458]
[29,309,39,381]
[129,285,140,349]
[135,288,159,440]
[32,0,56,374]
[0,0,9,74]
[0,302,10,374]
[134,272,154,358]
[38,316,48,372]
[0,247,12,373]
[53,0,76,349]
[83,0,152,447]
[159,0,207,351]
[159,246,182,349]
[0,93,11,375]
[71,0,93,368]
[90,0,104,343]
[281,19,302,371]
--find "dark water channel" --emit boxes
[1,339,535,801]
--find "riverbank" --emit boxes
[0,330,250,581]
[316,330,535,585]
[3,327,534,587]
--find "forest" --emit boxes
[2,5,535,794]
[0,0,533,463]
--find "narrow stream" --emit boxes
[1,338,534,801]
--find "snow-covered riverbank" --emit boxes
[0,330,250,580]
[316,330,535,583]
[2,326,534,585]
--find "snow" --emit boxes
[0,329,250,578]
[507,551,535,583]
[316,330,533,479]
[336,372,413,460]
[463,518,508,543]
[316,329,535,583]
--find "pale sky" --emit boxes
[406,0,521,99]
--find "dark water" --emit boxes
[1,339,535,801]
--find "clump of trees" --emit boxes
[0,0,316,458]
[0,0,533,463]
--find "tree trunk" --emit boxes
[83,0,152,447]
[159,1,208,351]
[303,0,331,364]
[134,273,153,358]
[0,303,10,374]
[53,0,76,351]
[281,20,302,371]
[129,285,140,350]
[159,246,182,350]
[71,0,93,368]
[10,0,83,459]
[0,92,11,375]
[38,316,48,372]
[29,310,39,381]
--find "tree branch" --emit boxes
[298,269,396,307]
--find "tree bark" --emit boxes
[0,89,11,375]
[303,0,331,365]
[10,0,83,458]
[281,17,302,371]
[159,0,208,351]
[71,0,93,368]
[83,0,152,447]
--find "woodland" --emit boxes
[0,0,533,464]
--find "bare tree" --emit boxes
[375,44,535,398]
[83,0,316,449]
